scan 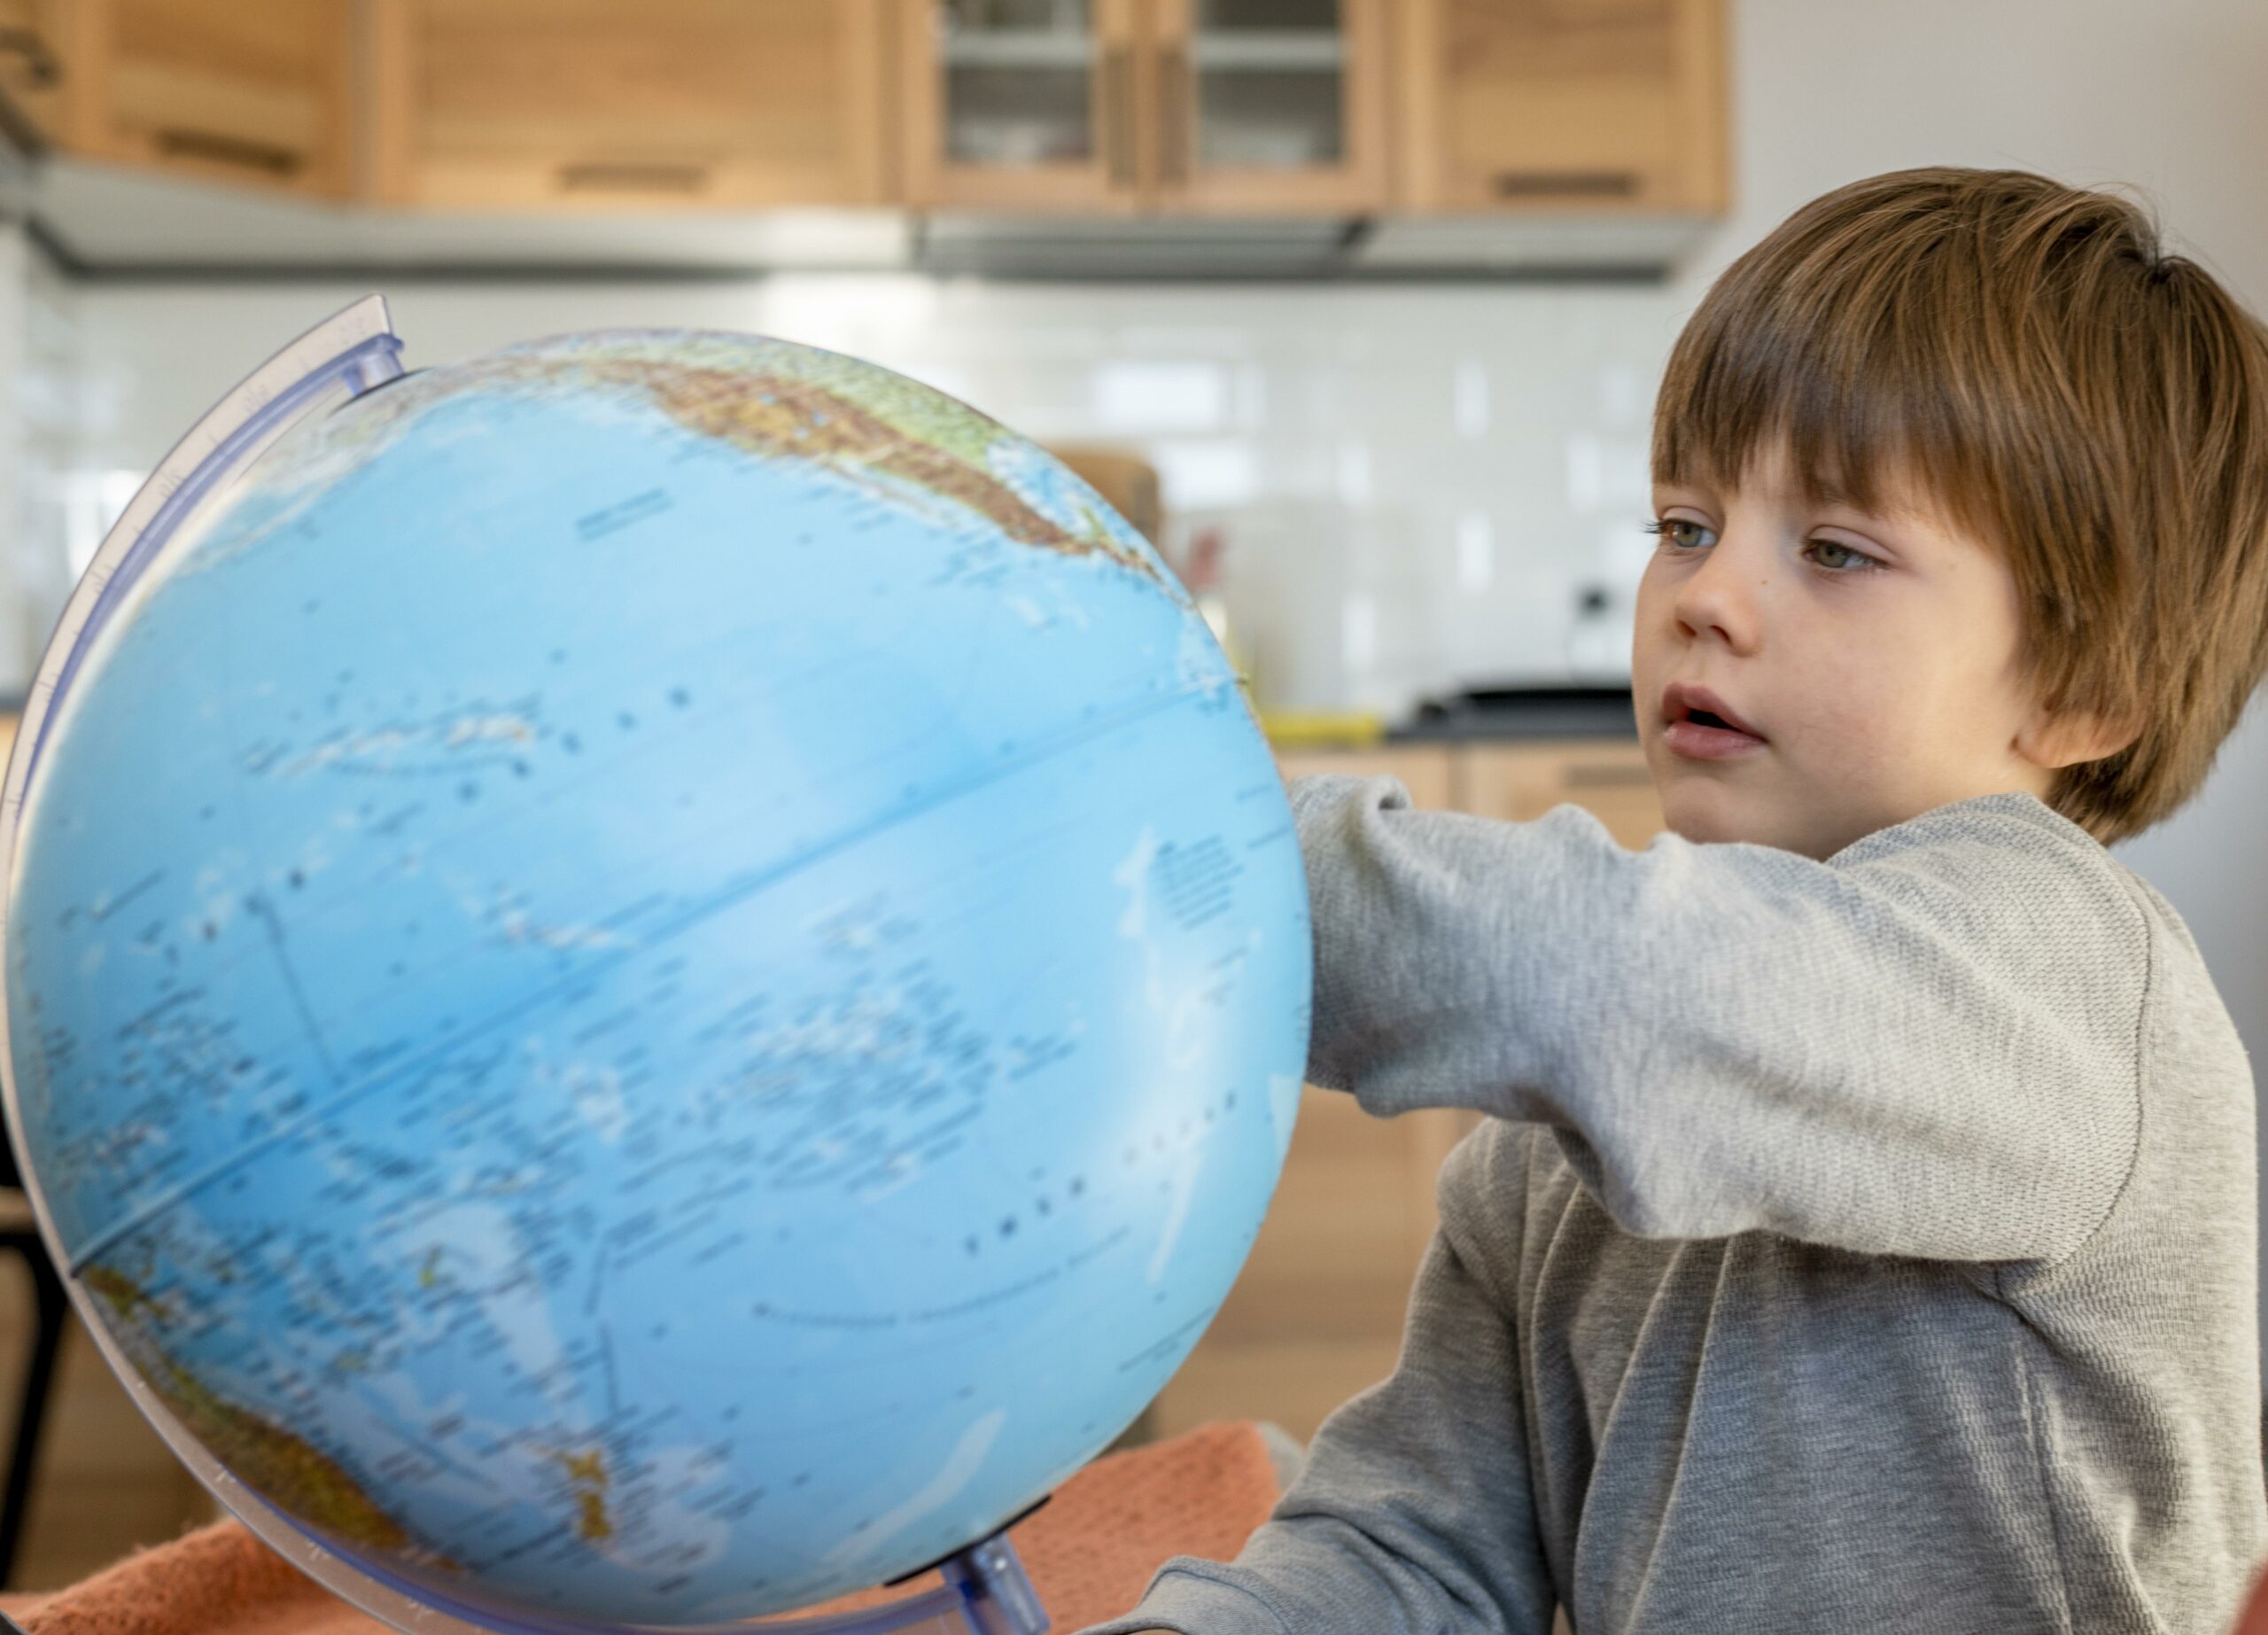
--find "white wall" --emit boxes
[1689,0,2268,1346]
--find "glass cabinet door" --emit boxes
[1150,0,1385,212]
[904,0,1146,211]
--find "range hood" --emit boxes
[914,212,1709,279]
[914,214,1352,279]
[12,159,914,276]
[12,155,1711,282]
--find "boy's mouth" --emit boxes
[1661,682,1767,758]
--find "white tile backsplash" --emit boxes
[1453,360,1491,440]
[49,271,1687,718]
[1090,360,1233,432]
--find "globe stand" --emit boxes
[764,1513,1052,1635]
[0,295,1065,1635]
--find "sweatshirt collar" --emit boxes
[1825,790,2101,868]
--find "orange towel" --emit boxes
[2238,1561,2268,1635]
[0,1420,1281,1634]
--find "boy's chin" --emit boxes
[1658,782,1832,857]
[1658,773,1742,836]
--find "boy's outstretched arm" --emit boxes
[1076,1127,1557,1635]
[1287,773,2147,1265]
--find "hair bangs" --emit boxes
[1651,245,1971,527]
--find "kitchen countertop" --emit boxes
[1386,685,1638,742]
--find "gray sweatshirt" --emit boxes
[1077,776,2266,1635]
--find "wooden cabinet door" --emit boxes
[901,0,1146,213]
[1272,741,1452,808]
[364,0,890,209]
[1458,737,1666,850]
[62,0,354,197]
[0,0,68,147]
[1394,0,1726,214]
[1146,0,1387,214]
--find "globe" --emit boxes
[0,314,1311,1631]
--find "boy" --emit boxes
[1081,167,2268,1633]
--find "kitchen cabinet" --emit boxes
[1272,738,1453,808]
[1393,0,1727,214]
[0,0,66,147]
[900,0,1139,214]
[41,0,356,198]
[1148,736,1662,1444]
[1279,736,1664,851]
[361,0,893,210]
[0,2,1727,267]
[900,0,1388,214]
[1459,736,1665,849]
[1146,0,1389,214]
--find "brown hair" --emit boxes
[1652,166,2268,844]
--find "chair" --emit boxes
[0,1141,66,1591]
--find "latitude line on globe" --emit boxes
[62,669,1247,1277]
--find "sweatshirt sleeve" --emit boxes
[1285,774,2148,1265]
[1073,1125,1557,1635]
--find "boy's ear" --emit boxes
[2016,703,2143,771]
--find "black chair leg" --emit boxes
[0,1239,65,1590]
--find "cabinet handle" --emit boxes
[1101,45,1134,188]
[155,128,301,177]
[556,161,710,195]
[1491,170,1640,199]
[0,27,59,87]
[1159,43,1192,185]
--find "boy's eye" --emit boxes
[1643,518,1715,550]
[1804,539,1880,572]
[1643,518,1883,574]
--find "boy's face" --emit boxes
[1632,442,2062,860]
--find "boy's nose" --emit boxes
[1671,535,1766,655]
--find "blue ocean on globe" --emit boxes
[1,328,1311,1630]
